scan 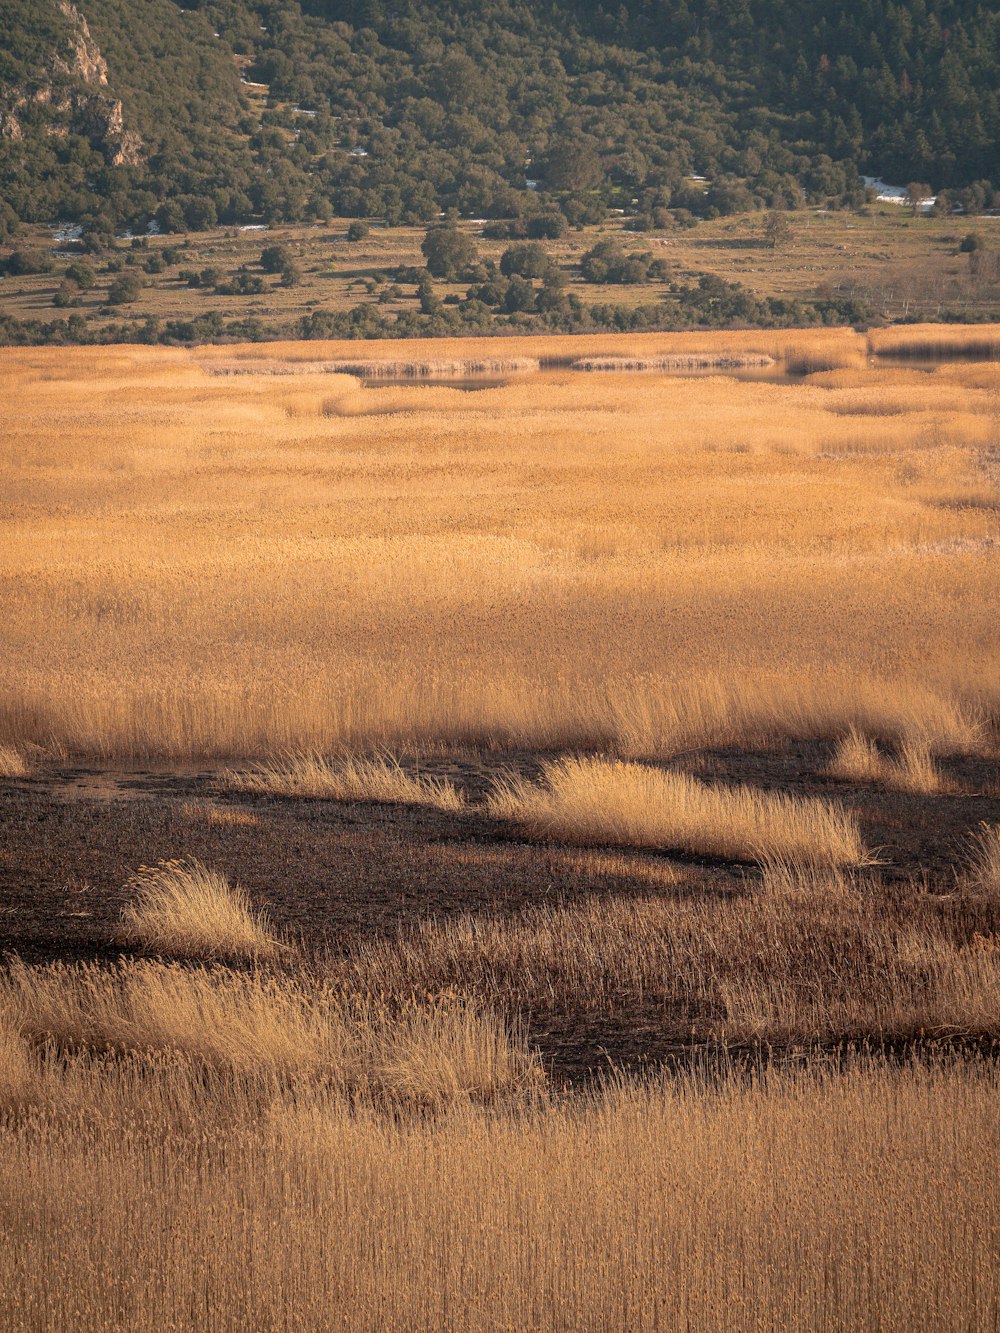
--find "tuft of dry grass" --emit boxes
[0,1019,38,1109]
[178,799,261,827]
[964,822,1000,893]
[826,728,955,794]
[0,744,30,778]
[120,858,282,961]
[220,751,464,810]
[487,755,872,866]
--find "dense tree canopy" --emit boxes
[1,0,998,233]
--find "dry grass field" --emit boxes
[1,326,998,762]
[1,326,999,1328]
[1,1015,997,1331]
[0,854,996,1329]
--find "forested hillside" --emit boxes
[1,0,998,237]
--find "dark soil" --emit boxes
[1,743,997,1080]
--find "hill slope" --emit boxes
[1,0,998,236]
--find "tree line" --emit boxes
[1,0,998,242]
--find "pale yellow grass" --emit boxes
[120,857,281,960]
[0,743,30,777]
[0,333,997,759]
[487,755,871,865]
[964,822,1000,892]
[826,727,954,793]
[0,1044,994,1331]
[221,750,464,809]
[178,798,261,827]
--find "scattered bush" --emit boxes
[499,242,553,279]
[260,243,292,274]
[107,272,144,305]
[1,249,53,277]
[579,239,668,285]
[421,226,479,278]
[64,261,96,290]
[526,213,567,240]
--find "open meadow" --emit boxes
[1,326,999,1327]
[5,204,1000,340]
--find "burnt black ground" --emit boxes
[1,742,997,1078]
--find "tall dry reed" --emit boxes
[0,337,996,759]
[487,755,872,865]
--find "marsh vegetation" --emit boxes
[1,326,998,1328]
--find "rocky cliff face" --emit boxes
[0,1,142,166]
[52,2,108,86]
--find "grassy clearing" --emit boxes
[0,986,995,1330]
[220,751,464,809]
[6,207,998,334]
[487,755,872,866]
[826,727,955,794]
[120,857,282,961]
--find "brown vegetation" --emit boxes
[0,955,995,1330]
[221,751,464,809]
[119,857,282,960]
[487,755,872,865]
[0,332,996,761]
[1,330,998,1328]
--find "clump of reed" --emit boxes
[220,751,464,810]
[825,728,955,794]
[963,822,1000,893]
[0,1019,38,1109]
[0,744,31,778]
[486,755,872,866]
[610,673,984,760]
[0,959,541,1107]
[0,1011,995,1330]
[120,857,282,961]
[869,324,1000,361]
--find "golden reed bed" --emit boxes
[1,327,997,761]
